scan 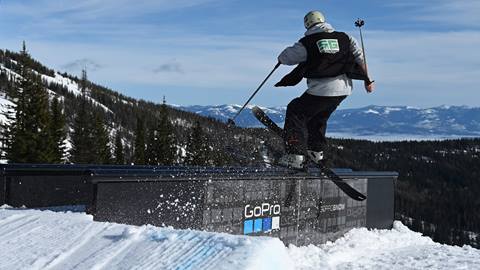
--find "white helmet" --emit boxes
[304,11,326,29]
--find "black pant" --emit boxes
[284,93,346,154]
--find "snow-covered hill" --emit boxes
[178,104,480,140]
[0,62,112,113]
[1,206,478,270]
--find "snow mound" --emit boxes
[288,221,479,270]
[0,207,478,270]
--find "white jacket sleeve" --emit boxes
[277,42,307,66]
[349,35,365,65]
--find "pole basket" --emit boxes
[355,19,365,28]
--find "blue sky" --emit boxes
[1,0,479,108]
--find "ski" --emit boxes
[252,106,367,201]
[252,106,284,137]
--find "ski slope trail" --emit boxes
[0,207,479,270]
[0,207,291,270]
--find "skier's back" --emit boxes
[276,11,375,169]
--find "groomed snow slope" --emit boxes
[0,207,478,270]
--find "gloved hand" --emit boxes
[365,80,375,93]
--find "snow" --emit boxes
[415,119,437,130]
[364,109,380,115]
[225,104,241,114]
[0,207,478,270]
[288,222,480,270]
[0,95,15,163]
[41,73,82,96]
[120,99,131,105]
[40,73,112,113]
[0,64,22,80]
[423,109,436,114]
[0,95,15,125]
[0,64,111,113]
[197,104,284,117]
[173,118,190,128]
[0,207,292,270]
[383,107,402,114]
[245,104,281,115]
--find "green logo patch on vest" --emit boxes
[316,39,340,54]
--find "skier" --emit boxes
[276,11,375,169]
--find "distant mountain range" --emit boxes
[176,104,480,139]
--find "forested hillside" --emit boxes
[325,138,480,248]
[0,45,278,166]
[0,45,479,248]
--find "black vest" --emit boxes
[299,31,354,79]
[275,31,370,87]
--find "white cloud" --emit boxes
[352,29,480,108]
[2,0,218,19]
[366,30,479,81]
[153,61,184,74]
[422,1,480,27]
[387,0,480,28]
[62,58,103,72]
[6,33,284,88]
[0,0,222,41]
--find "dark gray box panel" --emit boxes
[0,174,6,205]
[366,177,395,229]
[0,164,150,208]
[91,170,397,246]
[6,174,92,208]
[94,180,206,228]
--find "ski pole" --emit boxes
[355,18,369,75]
[227,61,281,126]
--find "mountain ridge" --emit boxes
[177,104,480,138]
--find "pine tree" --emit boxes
[28,74,51,163]
[155,100,177,165]
[185,121,209,166]
[210,143,231,166]
[145,121,157,165]
[114,131,124,165]
[69,97,93,163]
[70,70,94,163]
[47,97,67,163]
[92,112,111,164]
[7,44,51,163]
[22,41,27,55]
[6,47,30,162]
[133,116,146,165]
[144,100,177,166]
